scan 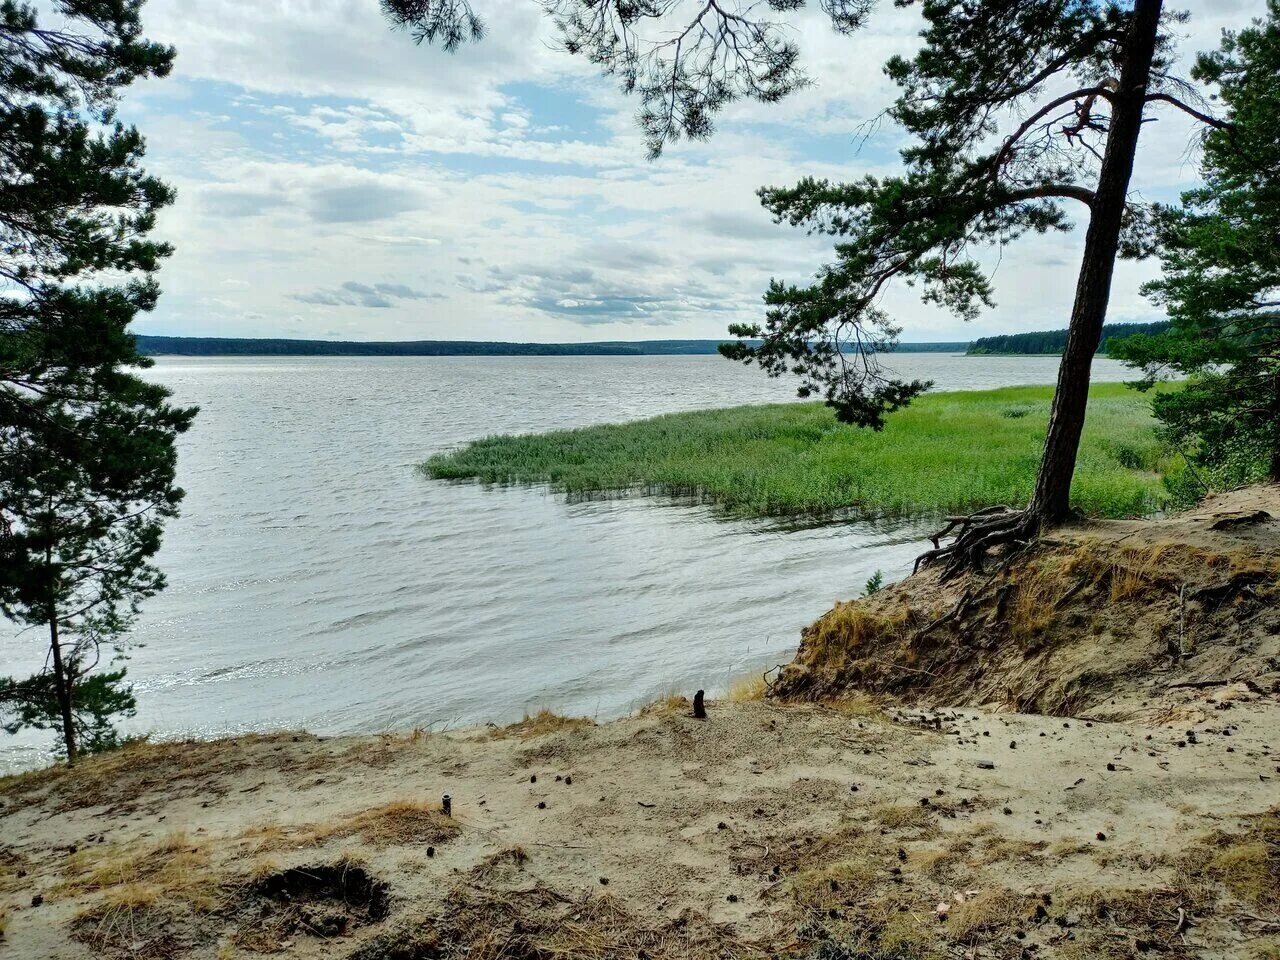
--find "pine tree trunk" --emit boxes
[1027,0,1164,525]
[47,609,78,764]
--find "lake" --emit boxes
[0,353,1138,770]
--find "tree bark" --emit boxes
[1028,0,1164,525]
[47,608,77,764]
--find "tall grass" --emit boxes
[424,384,1179,519]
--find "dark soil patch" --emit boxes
[234,861,390,949]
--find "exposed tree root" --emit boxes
[914,506,1041,581]
[911,541,1038,644]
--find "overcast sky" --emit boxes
[125,0,1265,344]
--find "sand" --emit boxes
[1,688,1277,959]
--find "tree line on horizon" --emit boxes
[130,335,970,357]
[967,321,1170,356]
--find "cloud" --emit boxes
[697,209,789,242]
[364,234,442,246]
[472,262,739,326]
[205,188,289,218]
[309,183,424,223]
[128,0,1267,342]
[197,163,436,227]
[293,281,444,309]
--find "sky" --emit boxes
[121,0,1267,344]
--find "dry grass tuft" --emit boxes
[733,820,877,880]
[471,846,531,881]
[1008,554,1073,643]
[72,895,193,960]
[0,733,305,813]
[245,856,283,885]
[872,802,939,834]
[727,674,767,702]
[783,827,1029,958]
[64,831,238,960]
[490,709,594,740]
[1049,838,1096,858]
[1196,809,1279,912]
[641,694,692,717]
[825,691,889,718]
[906,846,963,879]
[945,889,1030,943]
[980,836,1049,864]
[320,799,458,847]
[803,601,911,661]
[1061,880,1217,959]
[237,799,459,854]
[58,830,218,909]
[791,858,881,912]
[236,822,292,856]
[353,883,760,960]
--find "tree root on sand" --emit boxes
[913,506,1041,581]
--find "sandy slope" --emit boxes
[1,689,1277,959]
[775,486,1280,721]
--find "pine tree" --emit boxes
[384,1,1234,568]
[1112,1,1280,490]
[0,1,194,762]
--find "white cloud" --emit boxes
[124,0,1269,343]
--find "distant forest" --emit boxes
[967,322,1170,356]
[134,336,970,357]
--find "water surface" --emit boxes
[0,354,1136,770]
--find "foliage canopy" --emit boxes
[1114,1,1280,485]
[0,0,193,761]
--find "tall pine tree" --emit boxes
[0,1,194,762]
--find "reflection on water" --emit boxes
[0,353,1136,770]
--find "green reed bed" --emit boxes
[423,383,1180,519]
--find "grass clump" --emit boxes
[238,799,459,854]
[64,832,222,959]
[1195,809,1279,913]
[58,831,216,907]
[489,709,594,740]
[353,884,761,960]
[727,674,768,702]
[424,383,1176,519]
[805,603,911,660]
[872,803,937,833]
[318,799,458,848]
